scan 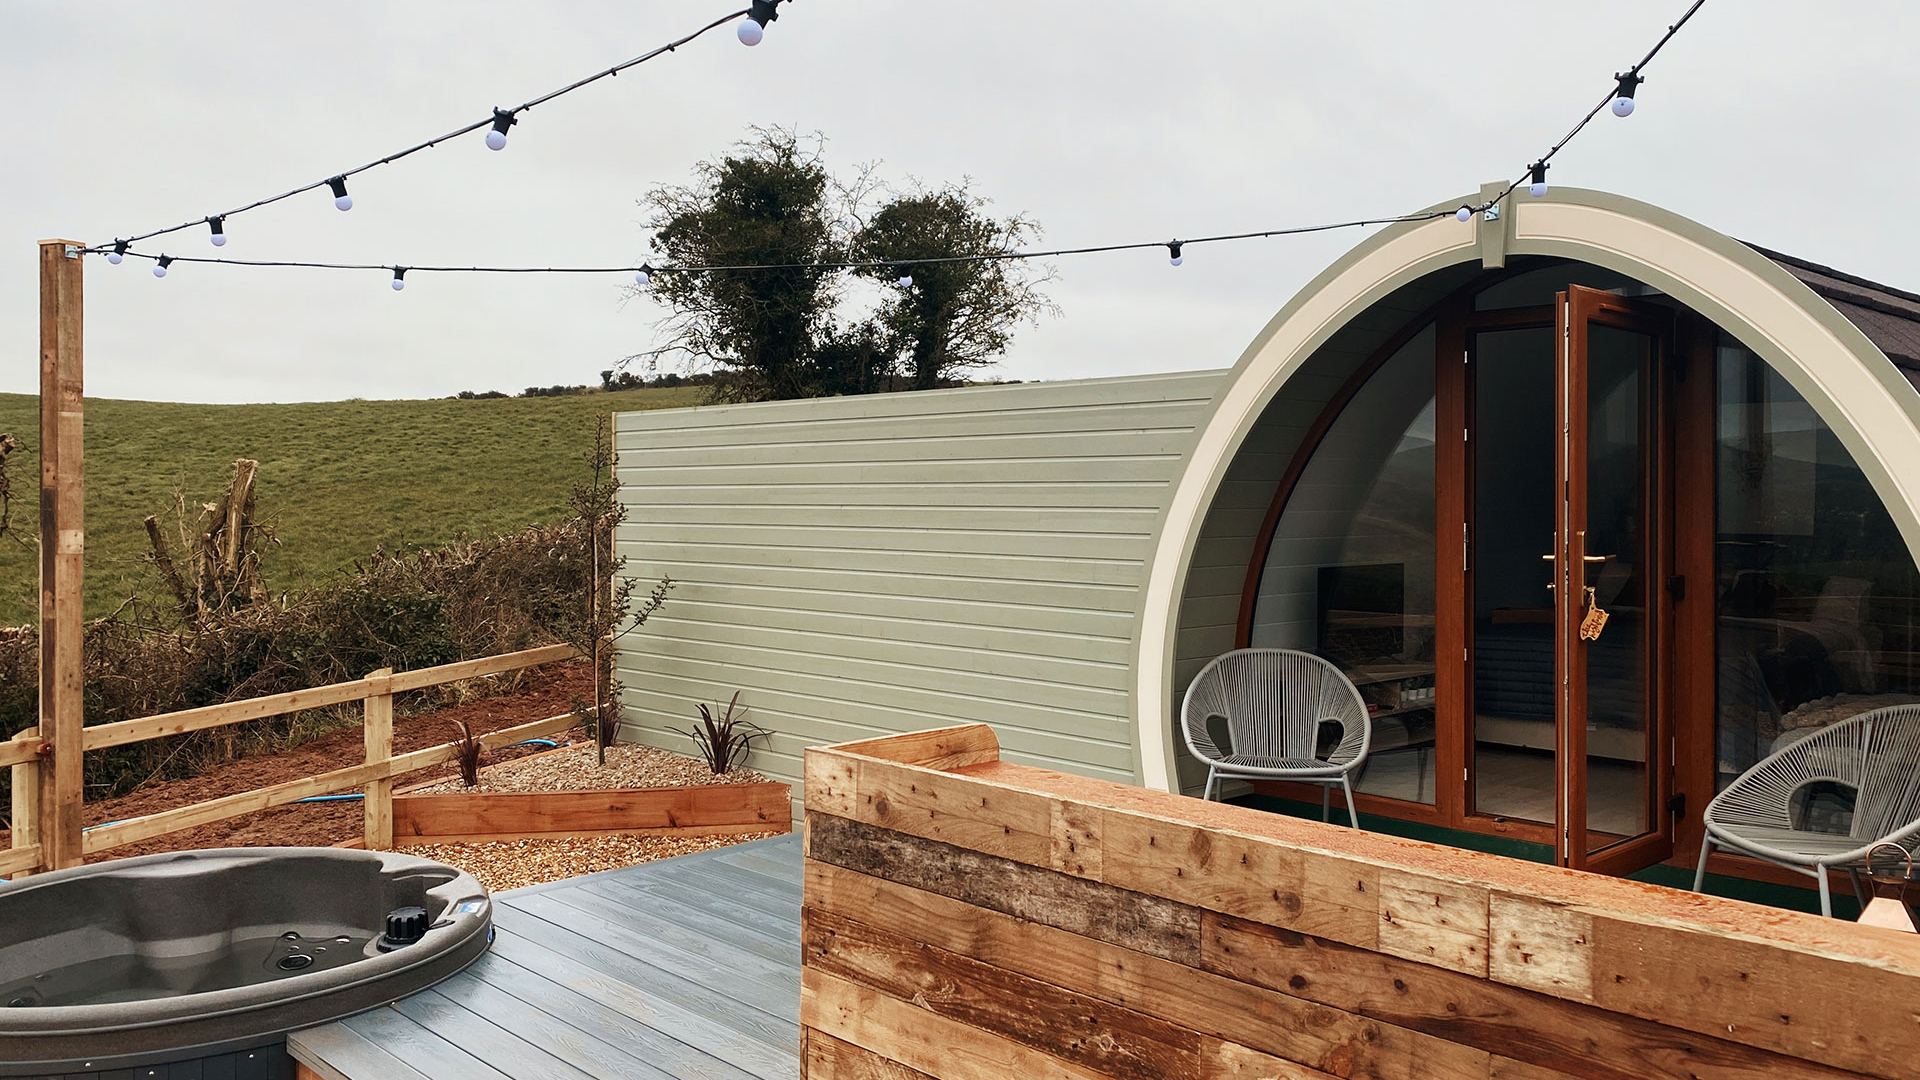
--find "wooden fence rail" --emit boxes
[6,643,580,876]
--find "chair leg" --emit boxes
[1341,776,1360,830]
[1692,837,1714,894]
[1817,869,1833,919]
[1320,785,1330,822]
[1202,767,1218,802]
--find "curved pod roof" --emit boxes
[1134,187,1920,792]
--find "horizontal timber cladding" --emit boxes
[612,371,1227,810]
[798,726,1920,1080]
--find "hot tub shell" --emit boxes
[0,847,491,1076]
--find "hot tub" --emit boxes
[0,847,492,1077]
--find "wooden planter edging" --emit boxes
[799,725,1920,1080]
[393,780,789,845]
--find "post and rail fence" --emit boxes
[3,642,584,878]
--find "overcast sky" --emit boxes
[4,2,1915,404]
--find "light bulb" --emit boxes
[328,176,353,211]
[487,109,516,151]
[107,240,127,265]
[635,265,652,286]
[208,216,227,246]
[1612,72,1641,118]
[153,255,173,279]
[739,0,778,45]
[1528,161,1549,198]
[391,268,407,291]
[897,272,913,288]
[1456,206,1474,223]
[1167,241,1183,267]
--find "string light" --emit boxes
[82,1,1714,293]
[208,216,228,246]
[485,109,517,151]
[738,0,780,46]
[1612,72,1643,116]
[80,9,759,251]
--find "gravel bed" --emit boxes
[413,739,767,795]
[407,832,781,893]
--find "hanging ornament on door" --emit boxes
[1579,586,1610,642]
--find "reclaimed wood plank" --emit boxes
[803,1030,937,1080]
[807,812,1201,965]
[393,782,790,841]
[1376,867,1490,976]
[805,905,1202,1080]
[1200,909,1867,1080]
[1487,894,1594,1001]
[823,725,1002,770]
[804,967,1112,1080]
[804,859,1490,1080]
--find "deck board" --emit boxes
[289,834,802,1080]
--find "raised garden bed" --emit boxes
[391,741,790,847]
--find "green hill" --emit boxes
[0,387,704,625]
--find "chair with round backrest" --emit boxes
[1180,648,1372,827]
[1694,702,1920,917]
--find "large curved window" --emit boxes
[1249,326,1436,802]
[1714,335,1920,791]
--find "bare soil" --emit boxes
[5,662,596,862]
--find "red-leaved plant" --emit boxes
[682,692,769,775]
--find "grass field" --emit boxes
[0,386,704,624]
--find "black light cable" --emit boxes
[84,5,778,254]
[99,0,1710,287]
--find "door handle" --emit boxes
[1583,554,1615,565]
[1540,553,1557,592]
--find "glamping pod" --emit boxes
[614,186,1920,902]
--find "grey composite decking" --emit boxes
[288,835,802,1080]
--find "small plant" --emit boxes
[449,719,483,787]
[682,692,769,776]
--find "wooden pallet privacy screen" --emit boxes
[799,725,1920,1080]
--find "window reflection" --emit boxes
[1250,326,1437,802]
[1714,336,1920,791]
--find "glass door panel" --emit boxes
[1558,286,1673,873]
[1468,326,1558,825]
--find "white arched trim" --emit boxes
[1132,188,1920,793]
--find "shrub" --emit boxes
[681,692,770,775]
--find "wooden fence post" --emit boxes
[37,239,85,871]
[7,761,37,879]
[363,669,394,850]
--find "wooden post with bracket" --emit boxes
[36,239,86,871]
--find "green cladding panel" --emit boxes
[611,371,1225,813]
